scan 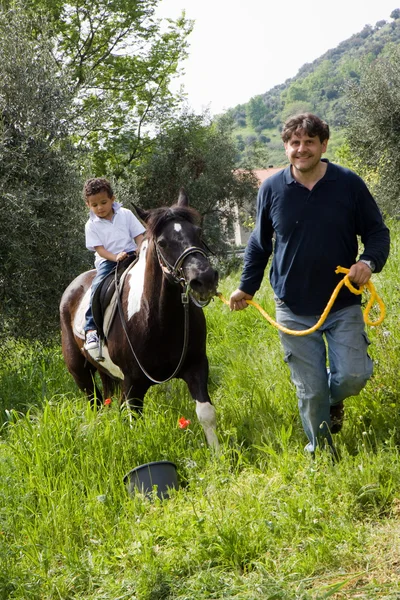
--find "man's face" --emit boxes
[284,131,328,174]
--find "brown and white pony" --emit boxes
[60,191,219,448]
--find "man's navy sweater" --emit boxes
[239,160,390,316]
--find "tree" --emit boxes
[281,101,314,122]
[4,0,192,177]
[248,95,269,129]
[0,9,88,338]
[343,46,400,215]
[130,112,259,253]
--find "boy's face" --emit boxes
[86,191,114,220]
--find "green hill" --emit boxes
[227,9,400,167]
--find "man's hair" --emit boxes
[83,177,114,200]
[281,113,330,143]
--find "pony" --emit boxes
[60,190,219,448]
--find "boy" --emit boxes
[83,177,145,350]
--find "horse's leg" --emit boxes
[99,372,118,403]
[122,376,150,413]
[181,358,219,450]
[82,367,103,408]
[61,328,103,406]
[63,349,102,406]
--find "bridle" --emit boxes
[155,242,213,308]
[115,237,215,384]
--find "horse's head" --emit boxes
[135,190,218,304]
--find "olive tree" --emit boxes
[0,9,88,338]
[343,45,400,215]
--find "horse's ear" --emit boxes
[177,187,189,207]
[133,204,150,223]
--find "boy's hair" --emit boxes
[281,113,330,143]
[83,177,114,201]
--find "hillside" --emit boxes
[227,8,400,167]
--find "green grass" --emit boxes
[1,222,400,599]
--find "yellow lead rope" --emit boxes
[217,266,386,336]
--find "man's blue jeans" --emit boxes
[84,259,116,332]
[275,301,373,453]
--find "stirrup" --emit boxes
[96,337,105,362]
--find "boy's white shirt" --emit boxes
[85,202,145,268]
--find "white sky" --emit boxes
[156,0,399,115]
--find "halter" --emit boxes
[155,243,213,308]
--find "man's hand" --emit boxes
[348,261,373,286]
[229,289,254,311]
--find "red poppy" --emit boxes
[178,416,191,429]
[104,398,112,406]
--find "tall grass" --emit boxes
[1,221,400,599]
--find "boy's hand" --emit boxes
[116,251,128,262]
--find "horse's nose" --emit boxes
[190,267,218,295]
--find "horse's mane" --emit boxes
[145,205,201,238]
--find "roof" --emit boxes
[252,167,285,184]
[235,166,286,187]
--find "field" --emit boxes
[1,222,400,599]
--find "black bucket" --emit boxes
[124,461,178,500]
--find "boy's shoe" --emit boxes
[84,330,99,351]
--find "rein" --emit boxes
[217,266,385,336]
[115,243,209,384]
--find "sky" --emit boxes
[155,0,399,115]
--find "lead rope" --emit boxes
[217,266,385,336]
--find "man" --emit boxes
[230,113,390,456]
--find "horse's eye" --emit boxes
[157,237,167,248]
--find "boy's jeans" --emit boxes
[275,301,373,453]
[84,259,116,332]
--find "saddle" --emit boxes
[92,254,137,341]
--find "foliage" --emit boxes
[225,11,400,168]
[248,95,275,129]
[342,44,400,216]
[131,111,260,253]
[4,0,193,177]
[0,9,88,339]
[0,220,399,598]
